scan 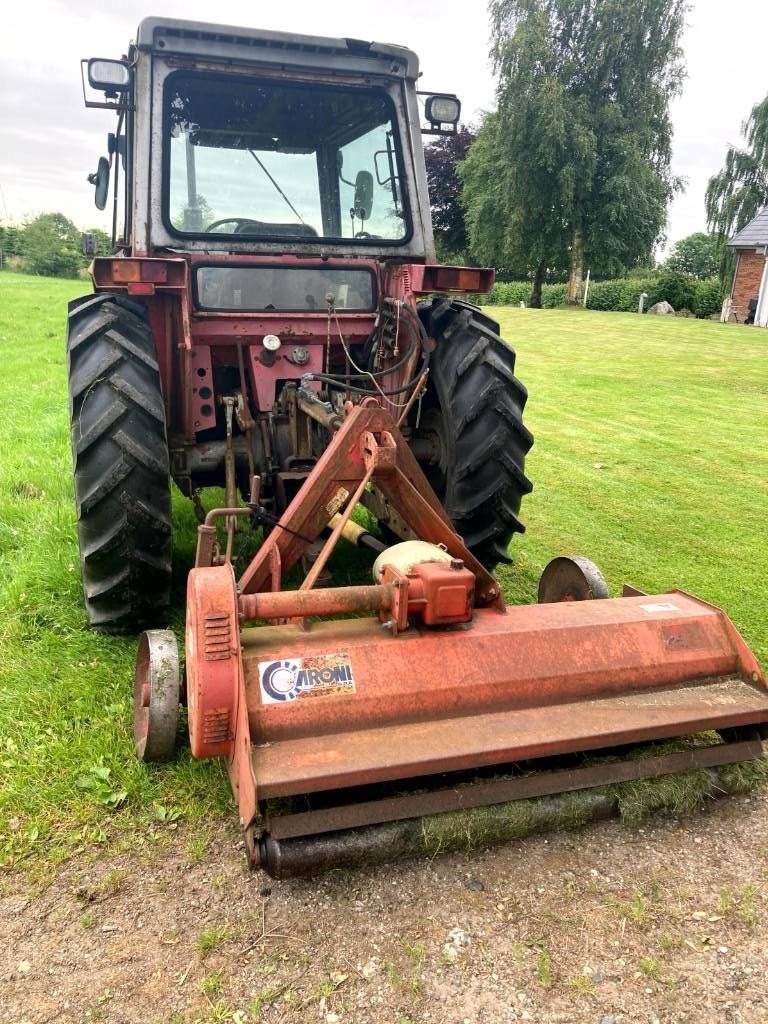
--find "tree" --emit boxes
[461,111,568,305]
[21,212,83,278]
[665,232,719,279]
[467,0,685,304]
[706,94,768,285]
[0,223,24,267]
[424,125,476,258]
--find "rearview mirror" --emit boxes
[353,171,374,222]
[88,156,110,211]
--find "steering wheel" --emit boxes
[205,218,262,234]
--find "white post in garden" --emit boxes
[755,256,768,328]
[583,269,591,307]
[638,292,648,314]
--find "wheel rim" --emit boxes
[133,629,180,762]
[537,556,609,603]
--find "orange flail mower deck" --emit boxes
[138,406,768,878]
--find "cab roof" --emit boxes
[135,17,420,81]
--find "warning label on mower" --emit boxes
[258,653,355,704]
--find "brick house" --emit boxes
[727,208,768,325]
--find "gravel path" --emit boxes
[2,789,767,1024]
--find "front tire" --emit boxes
[66,294,172,633]
[413,298,533,571]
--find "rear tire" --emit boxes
[413,298,533,571]
[66,294,172,633]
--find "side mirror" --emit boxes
[353,171,374,222]
[88,156,110,211]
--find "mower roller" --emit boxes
[70,19,768,878]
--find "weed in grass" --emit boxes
[97,867,129,897]
[79,911,96,929]
[249,987,282,1019]
[537,948,553,989]
[740,884,758,926]
[197,926,230,958]
[200,972,226,997]
[384,960,402,985]
[401,938,426,964]
[611,891,649,929]
[571,975,596,996]
[719,887,734,914]
[193,1001,233,1024]
[76,763,128,810]
[153,802,182,824]
[640,957,661,980]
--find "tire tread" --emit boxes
[66,294,172,633]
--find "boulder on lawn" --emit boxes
[648,300,675,316]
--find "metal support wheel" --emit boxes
[133,629,180,762]
[537,555,609,603]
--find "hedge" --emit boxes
[483,273,723,319]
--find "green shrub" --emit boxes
[693,277,724,319]
[482,272,723,318]
[646,270,697,313]
[541,283,568,308]
[487,281,534,305]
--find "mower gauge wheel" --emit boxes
[537,555,609,603]
[133,630,180,763]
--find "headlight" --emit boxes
[425,95,461,125]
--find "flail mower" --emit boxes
[70,18,768,877]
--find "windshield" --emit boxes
[165,73,409,243]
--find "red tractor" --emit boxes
[71,18,531,633]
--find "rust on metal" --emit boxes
[240,584,391,621]
[249,674,768,798]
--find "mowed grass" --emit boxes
[494,304,768,666]
[0,271,766,871]
[0,273,230,872]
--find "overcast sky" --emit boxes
[2,0,767,254]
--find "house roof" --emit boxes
[729,207,768,248]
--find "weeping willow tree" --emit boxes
[462,0,686,306]
[706,95,768,286]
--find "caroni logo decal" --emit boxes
[258,653,355,704]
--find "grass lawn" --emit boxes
[1,271,766,873]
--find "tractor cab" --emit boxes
[82,18,461,260]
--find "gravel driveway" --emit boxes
[2,789,767,1024]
